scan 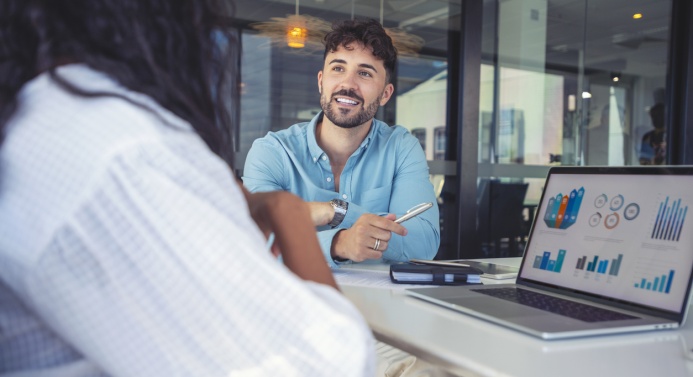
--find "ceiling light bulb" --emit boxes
[287,26,307,48]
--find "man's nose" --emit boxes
[338,71,359,91]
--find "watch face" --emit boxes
[332,199,347,209]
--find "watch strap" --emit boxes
[328,199,348,228]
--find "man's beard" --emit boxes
[320,88,382,129]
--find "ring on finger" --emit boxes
[373,238,381,251]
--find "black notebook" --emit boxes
[390,264,483,285]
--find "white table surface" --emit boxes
[338,258,693,377]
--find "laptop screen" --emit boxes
[519,167,693,315]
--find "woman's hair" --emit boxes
[0,0,238,164]
[323,19,397,84]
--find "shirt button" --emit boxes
[313,157,317,162]
[322,155,327,161]
[326,177,332,182]
[342,194,348,199]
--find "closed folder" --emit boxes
[389,264,484,285]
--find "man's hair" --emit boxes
[323,19,397,84]
[649,102,665,131]
[0,0,238,164]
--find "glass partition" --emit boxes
[476,0,672,257]
[232,0,674,259]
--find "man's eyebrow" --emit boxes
[358,63,378,73]
[327,59,379,73]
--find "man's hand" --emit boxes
[330,213,408,262]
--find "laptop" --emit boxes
[407,166,693,339]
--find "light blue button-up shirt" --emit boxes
[243,112,440,267]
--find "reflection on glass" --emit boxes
[397,63,448,162]
[479,0,671,173]
[475,0,672,257]
[480,65,569,166]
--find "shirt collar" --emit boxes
[307,111,381,163]
[307,112,325,163]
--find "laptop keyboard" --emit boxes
[471,287,638,322]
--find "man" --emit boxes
[243,19,440,266]
[639,102,666,165]
[0,1,374,375]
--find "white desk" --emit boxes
[339,259,693,377]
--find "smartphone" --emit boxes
[394,202,433,223]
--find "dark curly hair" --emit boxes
[323,19,397,83]
[0,0,238,164]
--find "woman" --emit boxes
[0,1,374,375]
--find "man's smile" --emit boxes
[331,89,364,107]
[335,97,359,106]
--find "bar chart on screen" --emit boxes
[651,196,688,242]
[573,253,624,282]
[634,269,675,294]
[532,249,566,273]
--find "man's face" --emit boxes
[318,42,394,129]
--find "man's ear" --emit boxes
[317,71,323,94]
[379,83,395,106]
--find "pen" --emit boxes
[408,258,471,268]
[395,202,433,224]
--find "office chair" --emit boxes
[477,180,529,257]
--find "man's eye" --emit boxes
[359,71,372,77]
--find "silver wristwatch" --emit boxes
[328,198,348,228]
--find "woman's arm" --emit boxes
[241,186,338,290]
